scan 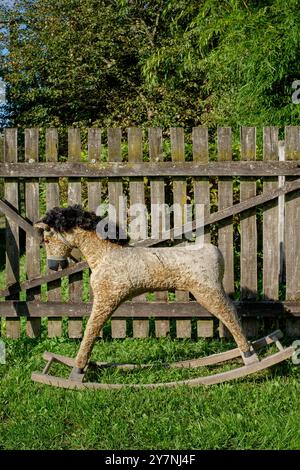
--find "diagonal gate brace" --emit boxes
[1,176,300,296]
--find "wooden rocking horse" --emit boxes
[31,205,295,389]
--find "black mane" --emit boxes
[42,205,129,246]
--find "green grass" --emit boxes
[1,334,300,450]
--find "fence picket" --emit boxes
[25,128,41,337]
[4,129,20,338]
[149,128,170,337]
[218,128,234,338]
[1,126,300,339]
[129,128,149,338]
[240,127,258,337]
[87,128,102,336]
[46,129,62,337]
[171,128,191,338]
[263,127,279,302]
[108,128,127,338]
[68,129,83,338]
[192,127,213,338]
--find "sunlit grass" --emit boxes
[1,334,300,450]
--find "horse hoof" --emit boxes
[241,350,259,365]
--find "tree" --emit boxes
[0,0,168,128]
[1,0,300,130]
[142,0,300,129]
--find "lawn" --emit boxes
[1,333,300,450]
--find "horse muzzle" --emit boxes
[47,258,69,271]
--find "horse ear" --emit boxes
[34,221,50,231]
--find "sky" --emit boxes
[2,0,15,6]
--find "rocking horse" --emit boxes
[31,205,295,389]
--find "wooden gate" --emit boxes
[1,126,300,339]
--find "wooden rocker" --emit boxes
[31,206,295,390]
[31,329,295,389]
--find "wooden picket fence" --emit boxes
[0,126,300,340]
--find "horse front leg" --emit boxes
[74,290,122,372]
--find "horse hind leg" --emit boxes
[192,284,259,364]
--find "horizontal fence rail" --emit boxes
[1,161,300,177]
[1,126,300,340]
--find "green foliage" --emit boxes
[143,0,300,130]
[1,0,300,130]
[1,0,166,128]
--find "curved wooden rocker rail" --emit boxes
[31,330,295,390]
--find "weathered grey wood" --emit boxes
[0,261,88,298]
[149,128,169,336]
[285,126,300,335]
[30,331,288,388]
[31,345,294,389]
[87,128,102,216]
[46,129,62,337]
[176,319,192,338]
[3,300,300,317]
[132,319,149,338]
[263,127,279,301]
[278,141,285,284]
[107,128,127,227]
[0,199,37,237]
[3,160,300,178]
[45,332,276,368]
[240,127,258,337]
[197,320,214,338]
[68,129,83,338]
[111,319,126,338]
[108,128,127,338]
[3,175,300,299]
[25,128,41,338]
[192,127,210,245]
[136,177,300,246]
[128,128,149,338]
[6,171,295,251]
[193,127,213,337]
[155,319,170,337]
[218,128,233,338]
[4,129,20,338]
[87,128,102,336]
[171,128,191,338]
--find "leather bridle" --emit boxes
[46,232,79,269]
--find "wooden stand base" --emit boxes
[31,330,295,389]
